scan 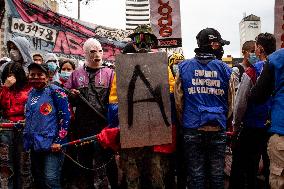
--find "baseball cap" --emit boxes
[28,62,49,75]
[196,28,230,47]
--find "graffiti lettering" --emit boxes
[103,45,121,61]
[11,18,57,42]
[13,0,96,37]
[94,27,131,41]
[159,39,177,47]
[53,31,86,55]
[8,0,126,63]
[158,0,173,37]
[32,37,51,50]
[127,65,170,128]
[53,31,121,61]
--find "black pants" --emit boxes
[229,127,270,189]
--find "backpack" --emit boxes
[233,63,245,82]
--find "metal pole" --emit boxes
[78,0,80,20]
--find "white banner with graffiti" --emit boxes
[150,0,182,48]
[4,0,131,63]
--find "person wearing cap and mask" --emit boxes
[229,33,276,189]
[0,36,33,75]
[174,28,234,189]
[24,63,71,189]
[64,38,118,189]
[44,53,61,86]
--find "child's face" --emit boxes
[28,68,49,89]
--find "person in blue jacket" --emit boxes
[250,47,284,189]
[24,63,71,189]
[174,28,235,189]
[230,33,276,189]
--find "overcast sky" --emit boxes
[59,0,274,58]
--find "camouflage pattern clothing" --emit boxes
[120,147,170,189]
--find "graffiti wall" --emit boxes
[4,0,131,63]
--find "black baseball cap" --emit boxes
[28,62,49,75]
[196,28,230,47]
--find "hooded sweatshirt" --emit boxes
[1,36,32,74]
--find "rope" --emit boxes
[61,150,115,172]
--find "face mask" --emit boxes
[172,64,179,76]
[47,62,58,73]
[9,49,22,62]
[29,79,47,90]
[248,53,260,65]
[212,47,224,60]
[59,71,72,81]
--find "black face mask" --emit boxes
[212,47,224,60]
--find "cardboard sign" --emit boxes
[116,52,172,148]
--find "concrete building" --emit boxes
[239,14,261,56]
[126,0,150,31]
[274,0,284,49]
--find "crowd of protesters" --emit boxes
[0,24,283,189]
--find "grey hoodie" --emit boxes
[1,36,33,74]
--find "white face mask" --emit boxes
[9,49,22,62]
[172,64,179,76]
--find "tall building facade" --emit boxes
[125,0,150,31]
[239,14,261,56]
[274,0,284,49]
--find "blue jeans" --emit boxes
[0,129,33,189]
[31,150,64,189]
[183,128,226,189]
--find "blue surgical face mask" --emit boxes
[47,62,58,73]
[248,53,260,65]
[59,71,72,81]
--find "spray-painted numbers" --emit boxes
[11,18,57,42]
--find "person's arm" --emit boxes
[250,62,275,104]
[52,88,71,146]
[233,73,253,130]
[174,72,184,124]
[108,72,119,128]
[227,73,236,118]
